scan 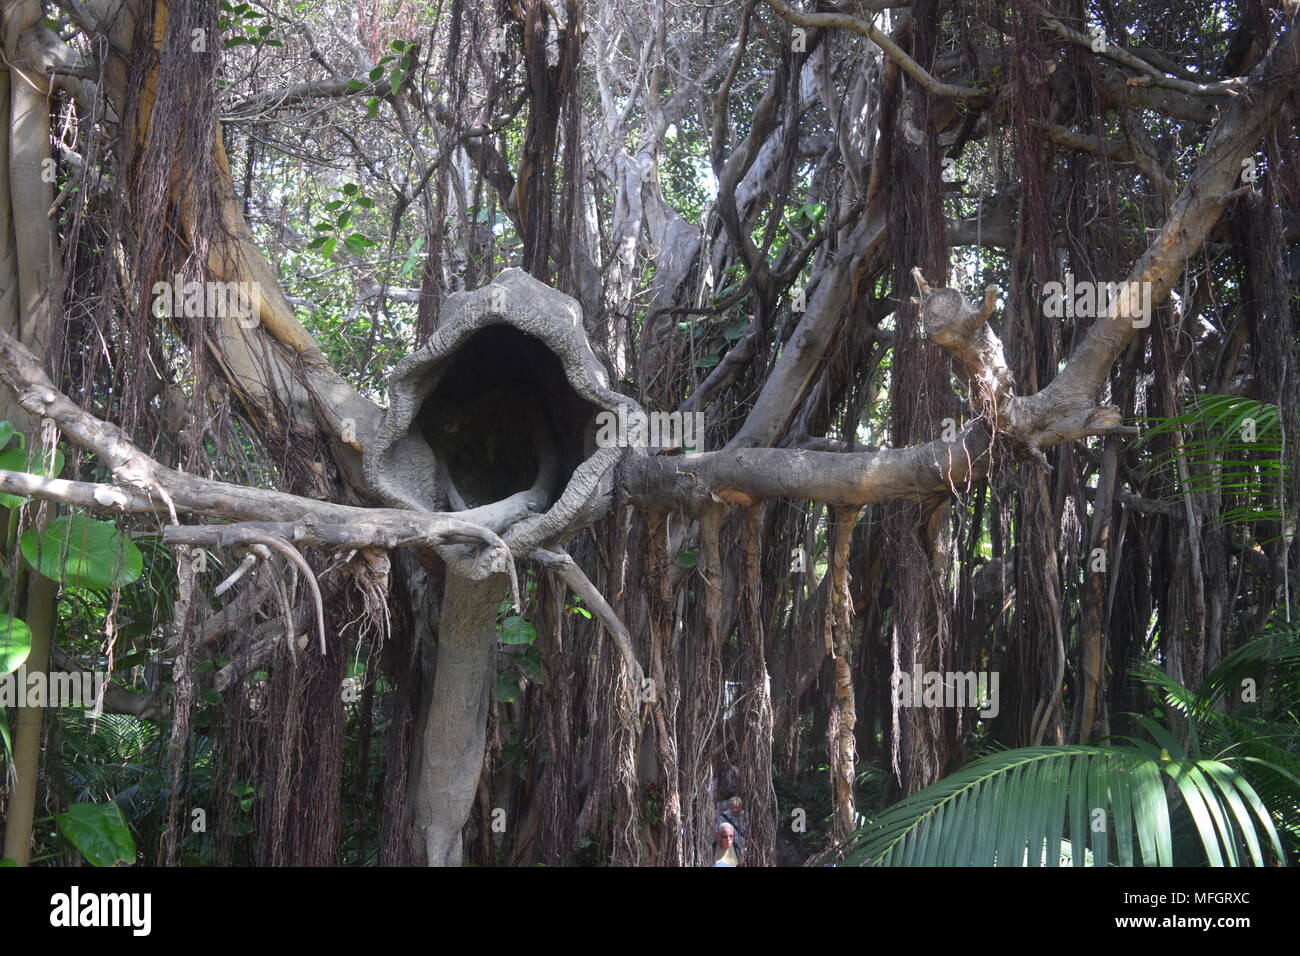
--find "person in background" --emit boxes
[713,822,739,866]
[721,795,747,843]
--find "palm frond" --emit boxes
[841,744,1286,866]
[1132,394,1282,532]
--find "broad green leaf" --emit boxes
[20,514,143,589]
[54,801,136,867]
[723,318,749,342]
[0,615,33,674]
[498,615,536,645]
[495,672,518,702]
[0,446,65,509]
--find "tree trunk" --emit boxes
[411,572,508,867]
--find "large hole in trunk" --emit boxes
[414,324,600,511]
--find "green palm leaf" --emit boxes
[841,744,1286,866]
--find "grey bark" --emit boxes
[412,572,509,867]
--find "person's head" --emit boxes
[717,822,735,847]
[728,796,743,812]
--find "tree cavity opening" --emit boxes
[414,324,599,511]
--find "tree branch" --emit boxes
[0,326,517,582]
[762,0,989,103]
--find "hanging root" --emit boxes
[532,547,645,699]
[213,550,260,597]
[164,524,328,656]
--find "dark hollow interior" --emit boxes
[415,324,598,510]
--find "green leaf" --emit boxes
[0,446,65,509]
[54,801,136,867]
[499,615,536,645]
[495,672,518,702]
[343,233,374,256]
[723,318,749,342]
[840,740,1284,867]
[674,549,698,568]
[518,645,544,681]
[0,615,33,674]
[0,421,16,451]
[367,66,384,82]
[401,235,425,276]
[365,97,379,118]
[20,514,143,589]
[695,353,721,369]
[343,183,360,196]
[232,781,255,812]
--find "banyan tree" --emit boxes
[0,0,1297,867]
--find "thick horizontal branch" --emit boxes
[0,327,515,581]
[46,647,165,720]
[227,77,380,116]
[625,424,994,510]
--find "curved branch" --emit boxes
[762,0,989,103]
